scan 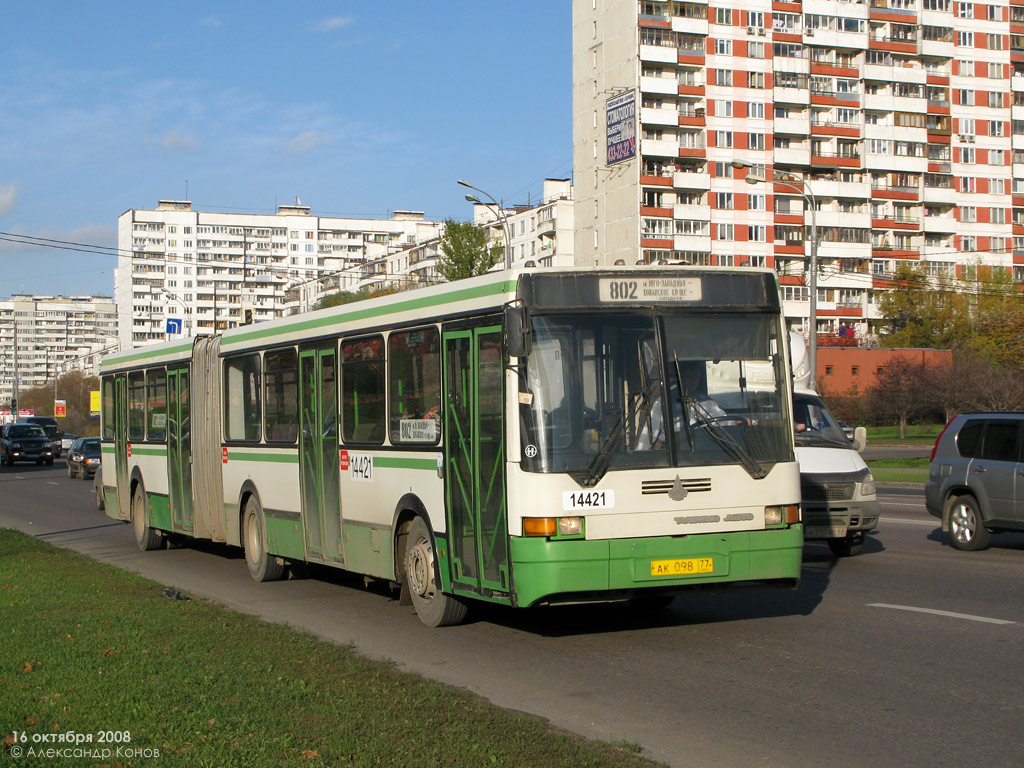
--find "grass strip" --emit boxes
[869,469,929,484]
[0,528,663,768]
[866,458,930,469]
[866,425,942,443]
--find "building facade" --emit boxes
[0,294,118,409]
[116,201,443,349]
[573,0,1024,341]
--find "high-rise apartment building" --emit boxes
[573,0,1024,338]
[116,201,443,349]
[0,294,118,409]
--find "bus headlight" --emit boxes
[558,517,583,536]
[765,505,800,525]
[523,517,585,538]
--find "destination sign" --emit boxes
[598,277,702,303]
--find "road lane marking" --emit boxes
[869,603,1016,625]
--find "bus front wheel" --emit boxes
[243,497,284,582]
[405,517,468,627]
[132,483,163,551]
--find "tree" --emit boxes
[312,285,399,311]
[876,262,973,349]
[867,357,930,438]
[17,371,100,436]
[436,219,501,281]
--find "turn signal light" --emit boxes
[523,518,557,537]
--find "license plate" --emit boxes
[805,525,847,539]
[650,557,714,577]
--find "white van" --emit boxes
[790,334,879,556]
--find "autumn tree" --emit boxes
[867,357,930,437]
[436,219,501,281]
[876,262,973,349]
[17,371,100,436]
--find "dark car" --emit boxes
[67,437,102,479]
[0,423,55,466]
[18,416,63,457]
[925,412,1024,550]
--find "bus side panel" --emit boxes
[338,451,444,581]
[221,452,302,554]
[134,449,170,530]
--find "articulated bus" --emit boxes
[99,267,803,626]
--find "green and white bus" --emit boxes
[99,267,802,626]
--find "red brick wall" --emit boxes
[817,348,953,395]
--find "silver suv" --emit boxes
[925,413,1024,550]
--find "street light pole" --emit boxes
[732,161,819,389]
[457,179,513,269]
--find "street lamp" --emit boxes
[457,179,513,269]
[732,160,819,388]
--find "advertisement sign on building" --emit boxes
[55,400,66,418]
[90,390,101,417]
[606,91,636,166]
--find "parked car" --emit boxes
[67,437,101,479]
[18,416,63,457]
[925,412,1024,550]
[61,433,78,452]
[0,422,55,466]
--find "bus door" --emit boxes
[167,366,195,534]
[442,323,510,598]
[299,344,343,562]
[113,374,130,521]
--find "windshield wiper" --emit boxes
[575,382,657,488]
[686,400,768,479]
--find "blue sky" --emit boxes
[0,2,572,298]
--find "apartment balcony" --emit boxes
[643,137,683,158]
[922,185,957,204]
[670,17,709,36]
[774,86,811,105]
[639,44,678,65]
[816,210,871,229]
[673,170,711,190]
[863,152,928,173]
[773,147,811,165]
[923,215,957,233]
[774,116,811,135]
[641,106,680,127]
[808,179,872,199]
[892,96,928,114]
[674,234,712,251]
[673,203,711,220]
[819,241,872,261]
[640,75,679,97]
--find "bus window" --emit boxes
[264,348,299,443]
[341,336,385,444]
[101,376,115,441]
[389,327,441,445]
[146,369,167,442]
[127,371,146,442]
[224,354,262,442]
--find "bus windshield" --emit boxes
[517,312,792,481]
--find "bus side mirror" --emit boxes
[504,305,531,358]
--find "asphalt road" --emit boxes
[2,463,1022,768]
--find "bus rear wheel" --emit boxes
[405,517,467,627]
[243,496,284,582]
[132,482,163,551]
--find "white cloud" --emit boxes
[0,184,17,215]
[199,16,221,28]
[313,17,353,33]
[162,131,201,150]
[285,130,332,155]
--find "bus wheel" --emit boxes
[132,483,163,551]
[243,497,284,582]
[95,481,105,511]
[405,517,467,627]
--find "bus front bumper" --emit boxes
[508,526,803,608]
